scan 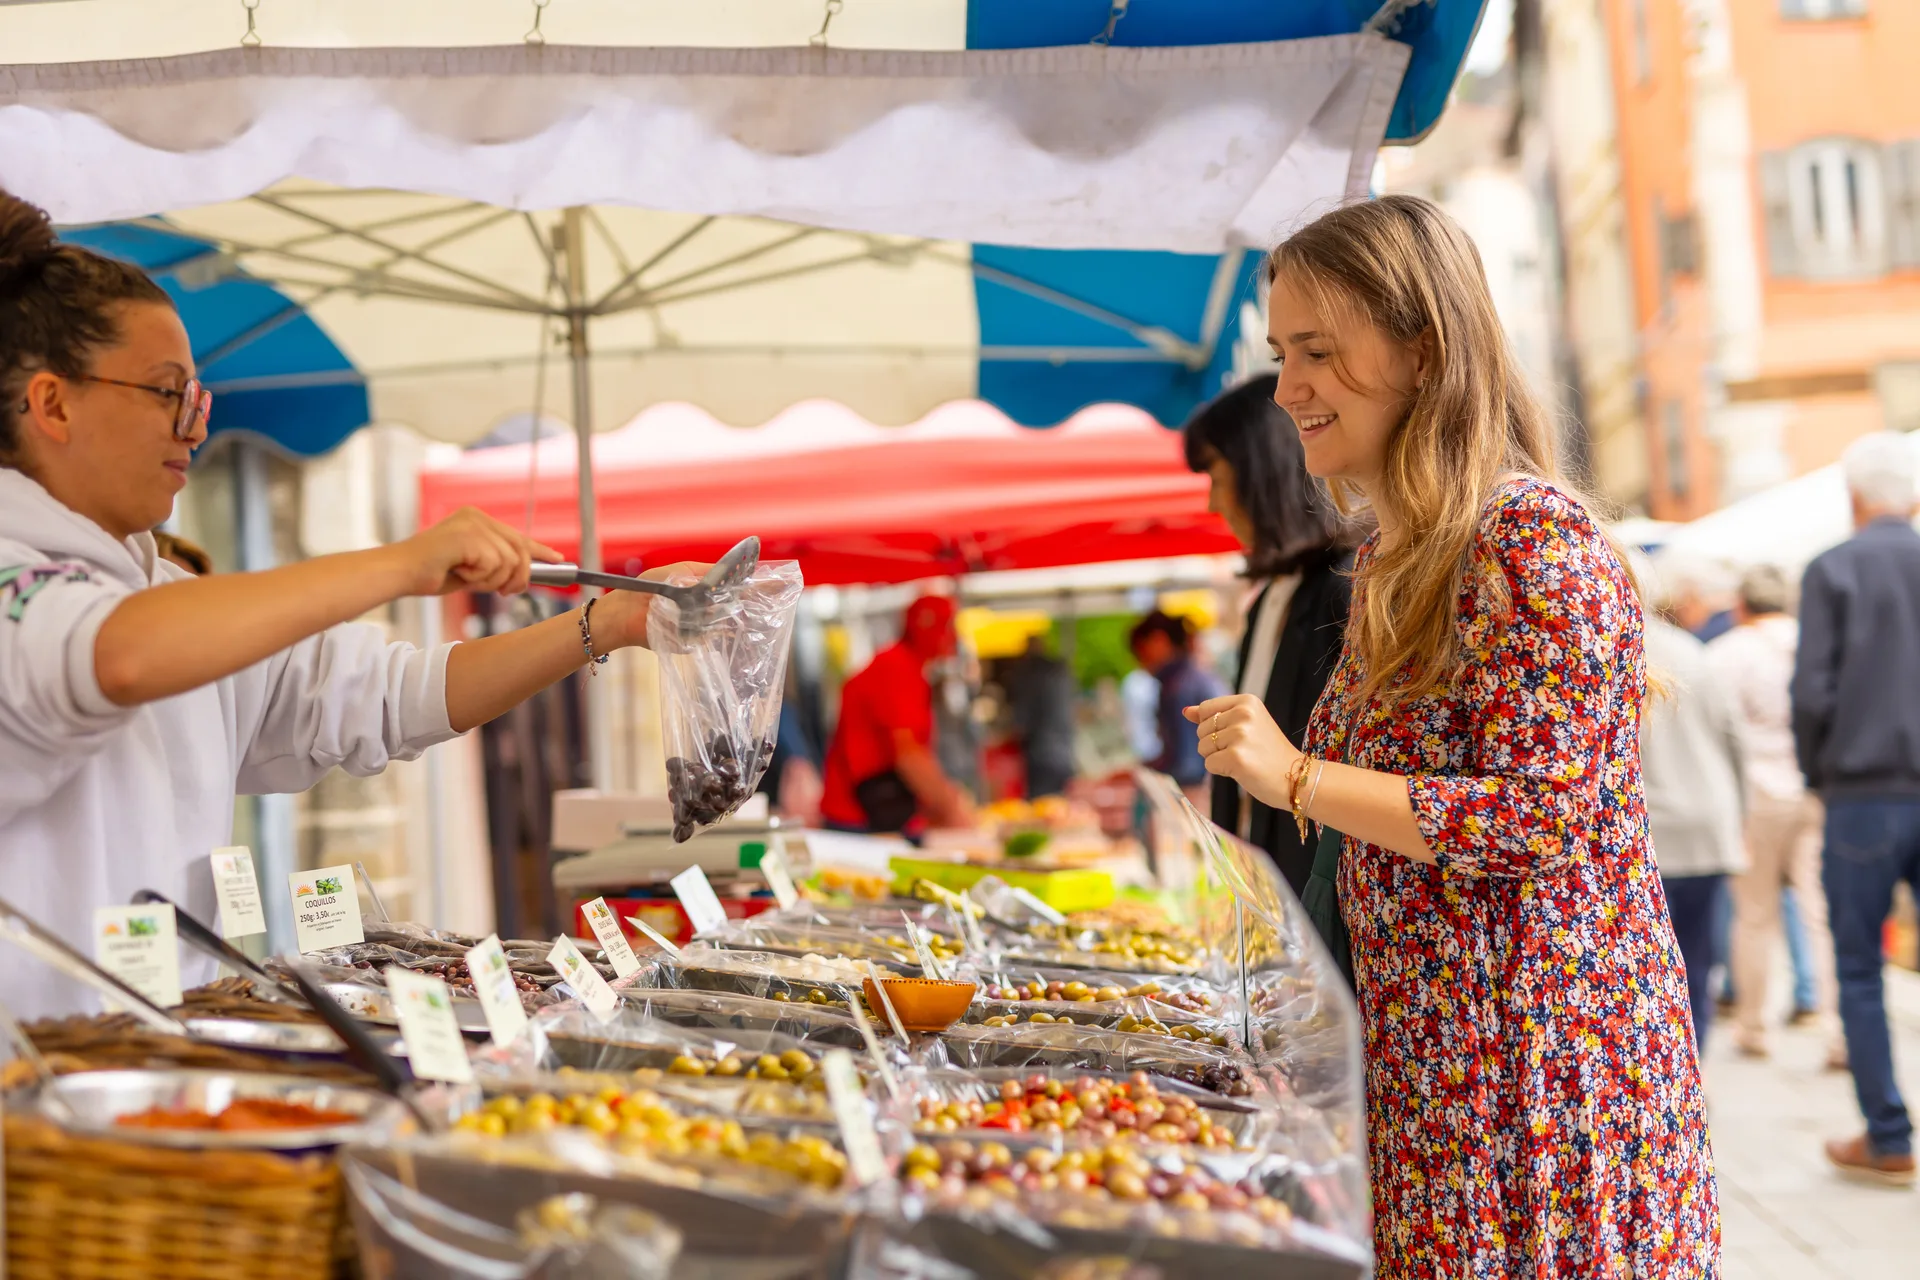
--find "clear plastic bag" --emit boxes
[650,561,804,841]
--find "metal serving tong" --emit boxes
[527,535,761,627]
[0,893,370,1059]
[131,888,306,1005]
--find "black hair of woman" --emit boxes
[1181,373,1350,578]
[0,187,172,468]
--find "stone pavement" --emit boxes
[1706,964,1920,1279]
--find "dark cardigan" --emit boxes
[1209,551,1354,899]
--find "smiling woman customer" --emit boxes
[1186,196,1718,1277]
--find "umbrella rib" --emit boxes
[1193,248,1249,371]
[248,193,548,311]
[607,226,821,312]
[604,247,900,313]
[584,208,634,282]
[593,215,715,312]
[920,246,1203,363]
[271,199,502,255]
[191,297,318,373]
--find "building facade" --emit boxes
[1556,0,1920,518]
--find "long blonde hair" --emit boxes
[1268,194,1623,708]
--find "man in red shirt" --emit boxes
[821,596,976,833]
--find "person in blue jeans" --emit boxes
[1791,431,1920,1187]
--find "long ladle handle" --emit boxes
[0,894,187,1035]
[278,960,421,1107]
[527,564,676,596]
[131,889,306,1006]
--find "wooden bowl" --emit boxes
[862,977,977,1033]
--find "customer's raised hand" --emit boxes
[1184,693,1303,809]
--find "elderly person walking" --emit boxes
[1708,565,1844,1067]
[1792,431,1920,1186]
[1641,561,1749,1051]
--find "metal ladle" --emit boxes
[528,535,761,628]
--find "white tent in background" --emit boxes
[1660,434,1920,575]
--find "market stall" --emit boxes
[0,780,1368,1278]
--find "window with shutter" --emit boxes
[1780,139,1889,279]
[1889,139,1920,272]
[1781,0,1868,17]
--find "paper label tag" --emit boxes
[465,935,530,1049]
[865,961,910,1042]
[548,935,619,1021]
[289,863,365,953]
[821,1048,888,1186]
[625,915,683,960]
[761,838,800,912]
[849,995,899,1096]
[1008,886,1067,926]
[93,903,182,1009]
[209,846,266,938]
[581,897,642,978]
[386,967,475,1084]
[670,865,729,937]
[904,919,947,980]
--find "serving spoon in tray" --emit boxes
[527,535,761,629]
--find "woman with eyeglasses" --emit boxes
[0,187,692,1018]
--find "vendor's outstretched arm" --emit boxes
[892,730,974,826]
[95,508,559,708]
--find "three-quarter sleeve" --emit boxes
[1407,494,1633,880]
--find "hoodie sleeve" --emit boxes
[233,621,460,795]
[0,559,140,819]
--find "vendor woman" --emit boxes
[0,187,680,1019]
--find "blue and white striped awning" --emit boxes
[4,0,1487,455]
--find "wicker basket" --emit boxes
[4,1112,345,1280]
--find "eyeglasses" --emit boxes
[16,374,212,441]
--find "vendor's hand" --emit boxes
[585,560,714,654]
[1184,693,1302,809]
[391,507,562,597]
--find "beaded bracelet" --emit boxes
[579,597,610,676]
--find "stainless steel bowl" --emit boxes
[181,1015,406,1058]
[31,1068,405,1151]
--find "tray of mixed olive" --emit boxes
[910,1069,1261,1148]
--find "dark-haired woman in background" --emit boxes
[1184,374,1353,898]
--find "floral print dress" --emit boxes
[1306,478,1719,1279]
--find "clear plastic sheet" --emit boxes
[652,561,805,841]
[903,1066,1270,1150]
[933,1023,1253,1097]
[342,1153,682,1280]
[346,1139,876,1279]
[703,919,952,976]
[649,945,871,1008]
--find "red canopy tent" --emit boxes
[417,401,1237,586]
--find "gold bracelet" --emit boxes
[1287,754,1314,841]
[1302,759,1327,836]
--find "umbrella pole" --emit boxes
[562,207,614,792]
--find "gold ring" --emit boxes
[1211,731,1219,749]
[1212,713,1221,735]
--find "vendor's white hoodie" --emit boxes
[0,469,457,1019]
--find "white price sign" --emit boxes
[386,967,475,1084]
[760,837,800,912]
[548,935,619,1021]
[209,846,266,938]
[670,865,729,937]
[465,935,530,1049]
[821,1049,888,1187]
[289,863,365,953]
[581,897,642,978]
[93,903,182,1010]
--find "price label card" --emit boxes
[465,935,530,1049]
[386,967,475,1084]
[209,846,266,938]
[957,891,989,955]
[821,1049,888,1186]
[1008,886,1066,926]
[625,915,683,960]
[581,897,642,978]
[670,865,729,937]
[93,903,182,1009]
[904,919,947,980]
[848,995,899,1096]
[289,863,364,953]
[548,935,619,1021]
[761,838,800,912]
[865,961,910,1042]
